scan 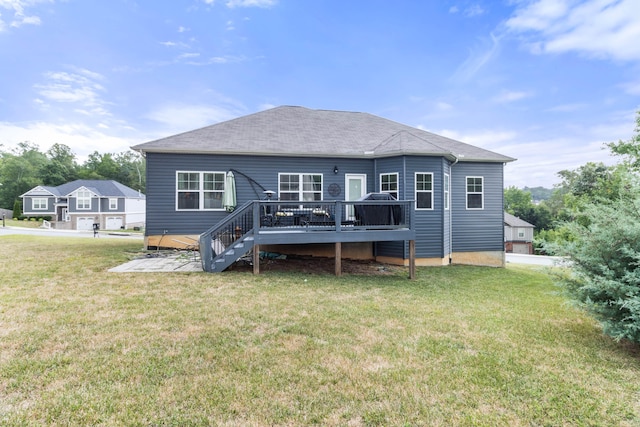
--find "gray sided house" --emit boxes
[133,106,515,270]
[504,212,535,254]
[21,179,146,231]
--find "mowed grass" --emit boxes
[1,236,639,426]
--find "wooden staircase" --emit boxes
[199,202,256,272]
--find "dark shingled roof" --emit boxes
[132,106,516,163]
[48,180,144,198]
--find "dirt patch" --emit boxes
[229,254,403,276]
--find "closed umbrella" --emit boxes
[222,171,236,212]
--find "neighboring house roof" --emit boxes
[19,185,57,197]
[132,106,516,163]
[504,212,535,228]
[21,180,145,199]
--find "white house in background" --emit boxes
[504,212,535,254]
[21,179,145,231]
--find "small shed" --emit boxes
[504,212,535,254]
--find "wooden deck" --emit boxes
[199,199,417,277]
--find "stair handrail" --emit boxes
[199,201,256,272]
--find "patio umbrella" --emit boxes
[222,171,236,212]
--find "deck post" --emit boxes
[253,244,260,274]
[409,240,416,280]
[335,242,342,276]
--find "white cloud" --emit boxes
[225,0,277,8]
[545,103,588,112]
[492,90,533,103]
[33,69,111,117]
[464,4,485,17]
[0,121,136,161]
[436,102,453,111]
[144,103,243,134]
[620,79,640,95]
[437,116,635,188]
[452,32,501,82]
[448,3,484,17]
[505,0,640,62]
[178,52,200,59]
[0,0,50,31]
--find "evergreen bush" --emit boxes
[13,200,22,219]
[551,184,640,343]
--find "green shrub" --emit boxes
[552,191,640,343]
[12,199,22,219]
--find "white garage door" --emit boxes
[77,217,94,230]
[106,217,123,230]
[512,243,530,254]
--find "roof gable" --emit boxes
[132,106,516,163]
[20,186,57,198]
[504,212,535,228]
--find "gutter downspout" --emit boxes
[449,154,459,264]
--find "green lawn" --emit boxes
[2,218,44,228]
[1,236,639,426]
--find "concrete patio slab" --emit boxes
[109,253,203,272]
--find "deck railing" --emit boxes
[199,199,414,272]
[256,199,413,232]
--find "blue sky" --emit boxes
[1,0,639,188]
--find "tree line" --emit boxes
[0,142,145,211]
[506,112,640,343]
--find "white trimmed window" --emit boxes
[109,198,118,210]
[517,228,525,239]
[176,171,225,210]
[466,176,484,209]
[76,190,92,210]
[380,173,398,199]
[444,173,450,210]
[415,173,433,210]
[33,198,48,210]
[278,173,323,202]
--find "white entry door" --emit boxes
[345,174,366,221]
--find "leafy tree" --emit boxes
[79,151,119,180]
[523,186,553,202]
[606,111,640,170]
[41,143,79,186]
[504,186,533,217]
[114,151,145,191]
[504,186,553,231]
[0,142,47,210]
[545,162,626,226]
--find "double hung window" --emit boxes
[380,173,398,199]
[76,190,92,210]
[33,198,47,210]
[466,176,484,209]
[176,171,225,210]
[278,173,323,203]
[415,173,433,209]
[444,173,450,210]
